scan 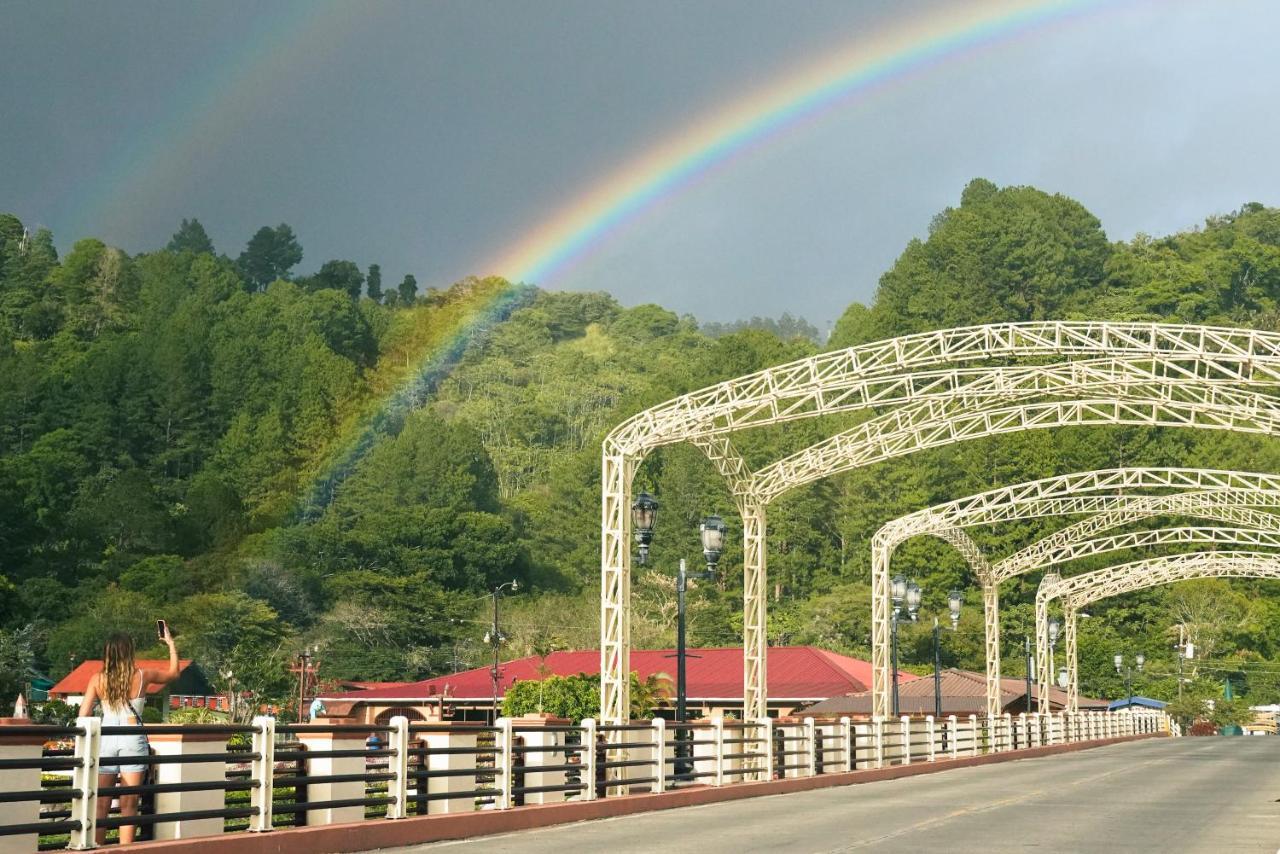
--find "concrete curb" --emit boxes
[130,733,1163,853]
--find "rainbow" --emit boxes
[299,0,1115,508]
[485,0,1111,287]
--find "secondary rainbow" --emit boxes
[485,0,1111,287]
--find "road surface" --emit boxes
[384,738,1280,853]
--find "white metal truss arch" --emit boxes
[1036,551,1280,711]
[603,321,1280,726]
[870,469,1280,720]
[1030,527,1280,711]
[606,322,1280,457]
[993,494,1280,582]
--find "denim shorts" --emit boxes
[99,733,149,775]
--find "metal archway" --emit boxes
[1031,528,1280,711]
[602,322,1280,725]
[871,470,1280,719]
[1035,551,1280,711]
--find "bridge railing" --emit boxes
[0,709,1170,850]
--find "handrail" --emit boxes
[1,710,1169,849]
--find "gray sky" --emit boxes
[3,0,1279,327]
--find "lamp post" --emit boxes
[1047,616,1060,705]
[486,580,519,721]
[1025,636,1034,715]
[630,495,728,774]
[1114,652,1144,709]
[932,590,962,721]
[890,576,921,717]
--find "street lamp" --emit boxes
[890,575,910,717]
[632,493,659,565]
[1058,666,1069,689]
[631,497,729,776]
[1114,652,1144,709]
[1047,616,1060,703]
[933,589,962,722]
[488,580,519,720]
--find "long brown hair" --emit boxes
[102,633,137,708]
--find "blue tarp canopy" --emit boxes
[1108,695,1166,710]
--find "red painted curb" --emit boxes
[129,733,1163,853]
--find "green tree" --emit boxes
[366,263,382,302]
[166,218,215,255]
[304,259,364,299]
[237,224,303,290]
[398,274,417,304]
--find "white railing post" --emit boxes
[803,717,817,777]
[68,716,101,850]
[757,716,774,782]
[1017,712,1027,749]
[968,715,978,756]
[248,716,274,833]
[839,717,852,772]
[386,716,410,820]
[899,716,911,766]
[1002,713,1013,752]
[947,715,959,759]
[650,717,666,793]
[580,719,598,800]
[711,717,726,786]
[495,717,514,809]
[871,716,885,769]
[925,716,936,762]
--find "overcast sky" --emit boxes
[3,0,1280,327]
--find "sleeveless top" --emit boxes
[100,669,147,725]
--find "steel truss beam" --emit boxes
[603,322,1280,725]
[1033,529,1280,711]
[871,470,1280,719]
[1036,552,1280,711]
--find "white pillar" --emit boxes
[756,717,774,782]
[0,719,57,853]
[494,718,514,809]
[968,715,979,756]
[899,716,911,766]
[925,716,936,762]
[69,716,101,850]
[947,715,959,760]
[420,724,481,814]
[386,716,409,820]
[803,718,817,777]
[512,717,569,804]
[840,717,854,773]
[872,717,885,769]
[580,719,597,801]
[249,716,274,832]
[295,726,369,826]
[650,718,666,793]
[149,726,231,839]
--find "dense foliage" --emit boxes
[5,180,1280,716]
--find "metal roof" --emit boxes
[803,668,1110,716]
[319,646,918,703]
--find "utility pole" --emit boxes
[486,581,519,721]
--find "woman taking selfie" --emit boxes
[78,623,179,844]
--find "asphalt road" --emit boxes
[385,738,1280,853]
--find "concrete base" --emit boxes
[126,733,1163,853]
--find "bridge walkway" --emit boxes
[387,738,1280,853]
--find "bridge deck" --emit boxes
[388,738,1280,853]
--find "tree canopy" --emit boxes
[6,185,1280,715]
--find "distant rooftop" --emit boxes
[319,646,918,703]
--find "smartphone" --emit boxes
[157,619,168,641]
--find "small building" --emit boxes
[49,659,219,716]
[315,646,919,726]
[1108,696,1167,712]
[802,668,1110,717]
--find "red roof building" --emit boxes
[316,647,918,724]
[50,659,220,714]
